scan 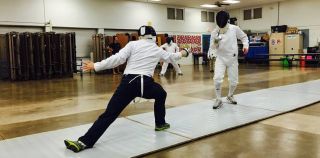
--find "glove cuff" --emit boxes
[182,48,190,57]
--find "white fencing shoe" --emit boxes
[212,99,223,109]
[227,95,237,104]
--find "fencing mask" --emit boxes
[138,25,157,38]
[166,37,174,45]
[216,10,230,28]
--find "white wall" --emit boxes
[0,0,214,64]
[0,26,43,34]
[279,0,320,46]
[229,3,279,32]
[44,0,213,33]
[229,0,320,47]
[0,0,44,26]
[0,0,213,33]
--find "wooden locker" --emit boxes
[92,34,105,62]
[27,33,35,80]
[70,32,77,73]
[130,33,139,41]
[44,32,55,78]
[52,33,64,77]
[39,33,46,78]
[92,35,99,62]
[7,32,21,81]
[105,36,113,58]
[156,34,166,46]
[116,33,128,48]
[19,32,33,80]
[0,34,9,79]
[32,33,46,79]
[99,34,106,61]
[65,33,75,77]
[58,34,67,76]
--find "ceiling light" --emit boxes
[200,4,217,8]
[222,0,240,4]
[150,0,161,1]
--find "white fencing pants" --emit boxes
[213,58,239,99]
[160,60,182,75]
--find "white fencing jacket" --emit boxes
[209,24,249,66]
[94,39,182,77]
[160,43,179,54]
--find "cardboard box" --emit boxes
[285,34,303,54]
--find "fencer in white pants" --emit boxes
[160,39,183,76]
[161,61,182,75]
[209,11,249,109]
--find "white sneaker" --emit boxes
[213,99,223,109]
[227,95,237,104]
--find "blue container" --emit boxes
[246,45,269,60]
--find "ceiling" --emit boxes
[129,0,289,10]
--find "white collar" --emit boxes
[218,23,230,34]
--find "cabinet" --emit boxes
[269,33,285,55]
[269,33,285,65]
[285,34,303,54]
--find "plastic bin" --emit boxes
[300,56,305,67]
[281,57,291,67]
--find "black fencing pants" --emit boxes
[79,74,167,147]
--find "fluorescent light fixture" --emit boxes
[150,0,161,1]
[222,0,240,4]
[200,4,217,8]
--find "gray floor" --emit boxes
[0,80,319,158]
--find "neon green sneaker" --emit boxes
[155,123,170,131]
[64,139,87,153]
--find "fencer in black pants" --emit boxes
[64,25,189,153]
[78,74,167,147]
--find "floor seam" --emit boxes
[125,117,193,140]
[237,104,282,112]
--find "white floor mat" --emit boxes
[1,80,320,158]
[268,80,320,95]
[128,100,280,139]
[0,118,189,158]
[235,86,320,112]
